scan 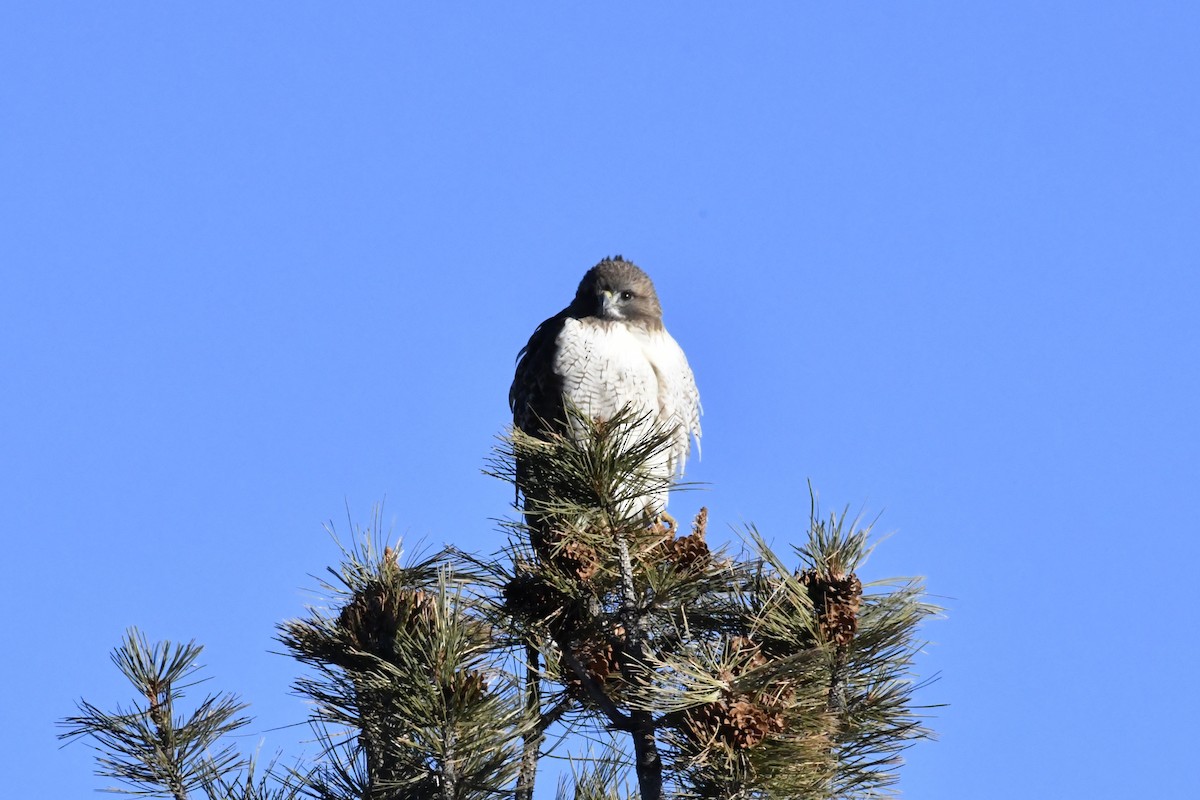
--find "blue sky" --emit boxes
[3,3,1197,797]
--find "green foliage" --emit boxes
[657,515,938,800]
[556,747,636,800]
[277,532,532,800]
[59,629,252,799]
[63,407,939,800]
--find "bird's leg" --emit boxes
[640,508,676,551]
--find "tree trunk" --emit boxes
[515,644,542,800]
[615,533,663,800]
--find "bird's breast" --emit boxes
[553,318,660,420]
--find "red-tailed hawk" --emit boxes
[510,256,702,515]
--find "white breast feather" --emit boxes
[553,318,702,496]
[636,326,702,476]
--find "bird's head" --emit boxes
[573,256,663,327]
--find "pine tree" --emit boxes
[62,409,938,799]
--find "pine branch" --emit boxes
[197,751,309,800]
[278,528,534,800]
[613,531,663,800]
[59,628,251,799]
[67,409,940,800]
[555,744,636,800]
[492,405,690,800]
[515,644,542,800]
[488,405,944,797]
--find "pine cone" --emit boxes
[442,669,488,706]
[338,585,435,658]
[535,525,602,582]
[558,540,599,581]
[728,635,767,674]
[504,573,566,620]
[798,569,863,647]
[725,698,777,749]
[563,637,621,699]
[646,507,711,569]
[668,532,712,571]
[682,701,723,743]
[682,696,785,751]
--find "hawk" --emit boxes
[509,256,702,517]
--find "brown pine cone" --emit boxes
[725,698,777,749]
[338,585,435,658]
[563,637,621,698]
[442,669,488,706]
[503,573,568,622]
[728,635,768,674]
[798,569,863,646]
[557,540,600,581]
[683,696,784,751]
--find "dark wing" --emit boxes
[510,311,569,438]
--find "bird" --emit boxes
[509,256,701,521]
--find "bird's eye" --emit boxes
[620,290,634,301]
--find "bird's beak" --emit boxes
[600,290,621,318]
